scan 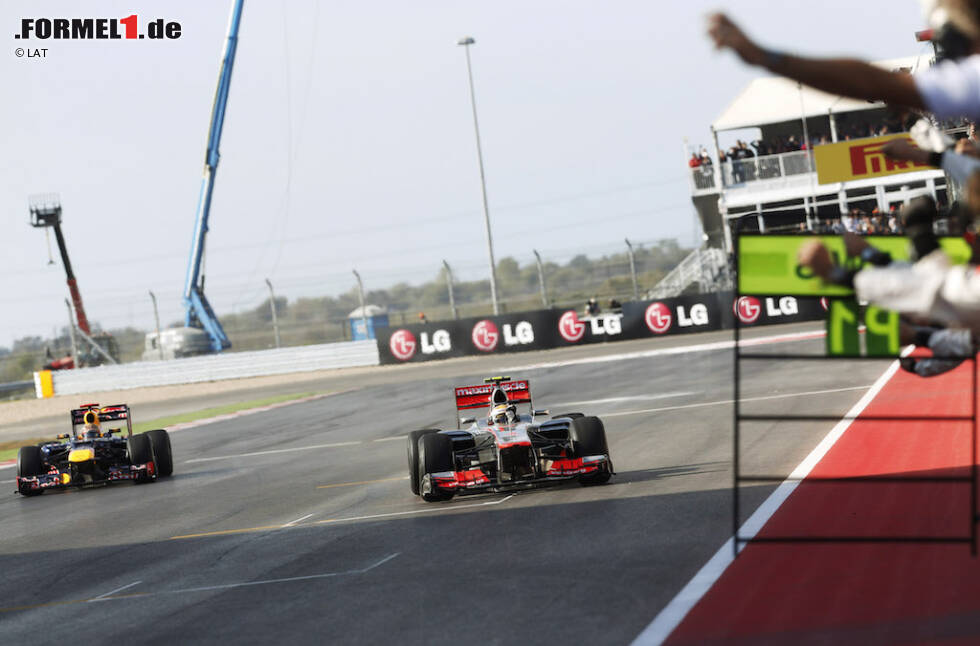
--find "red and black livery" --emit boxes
[407,376,614,502]
[15,403,173,496]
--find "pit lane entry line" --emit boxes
[0,554,399,614]
[629,353,906,646]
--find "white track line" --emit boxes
[630,355,904,646]
[86,553,399,604]
[604,385,875,418]
[548,393,697,407]
[314,493,517,526]
[88,580,142,602]
[282,514,314,527]
[185,441,362,464]
[372,436,405,443]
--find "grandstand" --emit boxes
[688,54,951,254]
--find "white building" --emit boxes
[689,55,953,253]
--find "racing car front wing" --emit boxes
[16,460,156,494]
[424,454,611,495]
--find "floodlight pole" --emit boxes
[625,238,639,301]
[149,291,163,360]
[457,36,499,315]
[443,260,459,320]
[264,278,281,349]
[533,249,548,306]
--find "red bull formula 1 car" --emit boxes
[408,376,613,502]
[15,403,173,496]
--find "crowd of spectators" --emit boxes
[691,112,925,174]
[814,206,904,235]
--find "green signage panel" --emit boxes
[738,235,970,296]
[864,305,900,356]
[826,299,860,357]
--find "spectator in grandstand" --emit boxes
[585,297,601,317]
[707,3,980,122]
[689,153,702,168]
[699,147,713,166]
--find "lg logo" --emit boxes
[559,311,586,342]
[472,319,536,352]
[389,329,417,361]
[646,302,709,334]
[734,296,799,324]
[472,320,499,352]
[389,328,451,361]
[734,297,761,324]
[558,311,622,343]
[645,302,672,334]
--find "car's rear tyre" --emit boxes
[17,446,44,496]
[127,434,155,483]
[146,430,173,477]
[419,432,455,502]
[569,416,612,486]
[552,412,585,420]
[407,429,440,495]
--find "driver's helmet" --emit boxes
[82,410,101,439]
[490,403,518,425]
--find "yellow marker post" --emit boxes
[34,370,54,398]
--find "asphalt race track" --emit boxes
[0,325,894,644]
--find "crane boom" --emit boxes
[182,0,244,352]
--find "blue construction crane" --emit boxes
[182,0,244,352]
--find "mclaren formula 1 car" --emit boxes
[15,403,173,496]
[408,376,613,502]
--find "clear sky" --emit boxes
[0,0,926,347]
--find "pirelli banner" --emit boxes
[375,292,825,364]
[812,133,936,185]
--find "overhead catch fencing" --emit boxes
[42,340,379,397]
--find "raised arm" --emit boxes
[707,13,926,110]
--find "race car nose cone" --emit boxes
[68,448,95,463]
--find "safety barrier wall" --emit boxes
[46,340,380,396]
[375,291,825,364]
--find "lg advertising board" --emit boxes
[376,291,825,364]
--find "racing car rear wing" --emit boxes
[70,404,130,425]
[454,380,531,411]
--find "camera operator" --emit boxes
[707,1,980,121]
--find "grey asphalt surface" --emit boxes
[0,324,894,644]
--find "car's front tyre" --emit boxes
[17,446,44,496]
[127,434,155,483]
[418,432,455,502]
[407,429,440,496]
[569,416,612,486]
[145,429,173,477]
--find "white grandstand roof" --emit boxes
[712,55,932,132]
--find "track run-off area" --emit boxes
[1,322,957,644]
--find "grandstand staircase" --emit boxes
[647,246,732,298]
